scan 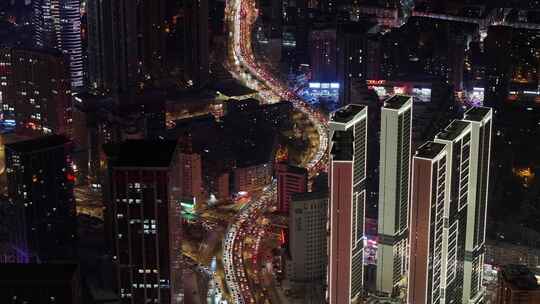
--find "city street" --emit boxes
[1,1,537,303]
[221,0,329,302]
[74,186,104,219]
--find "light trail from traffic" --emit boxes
[222,0,329,302]
[223,185,276,303]
[225,0,328,177]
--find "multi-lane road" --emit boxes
[221,0,329,303]
[223,185,277,303]
[225,0,328,177]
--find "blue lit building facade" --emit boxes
[32,0,83,90]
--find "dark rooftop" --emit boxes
[331,104,367,124]
[331,130,353,161]
[166,87,216,101]
[292,191,328,202]
[501,264,540,291]
[415,141,446,159]
[277,163,308,176]
[236,145,275,168]
[172,113,216,130]
[110,140,177,168]
[167,99,286,169]
[435,120,471,141]
[75,91,166,114]
[6,135,71,154]
[383,95,412,110]
[312,173,328,193]
[463,106,492,122]
[116,90,166,111]
[73,92,115,112]
[8,46,63,58]
[338,20,379,35]
[312,20,337,31]
[0,263,78,283]
[213,80,257,97]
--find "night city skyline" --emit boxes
[0,0,539,304]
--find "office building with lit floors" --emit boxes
[376,95,413,296]
[5,135,76,262]
[309,25,337,82]
[328,104,368,304]
[287,190,328,302]
[176,148,203,205]
[276,163,308,214]
[183,0,209,87]
[461,107,493,304]
[408,142,449,304]
[107,140,183,303]
[431,119,474,304]
[87,0,167,95]
[336,21,378,105]
[408,107,493,304]
[0,47,72,136]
